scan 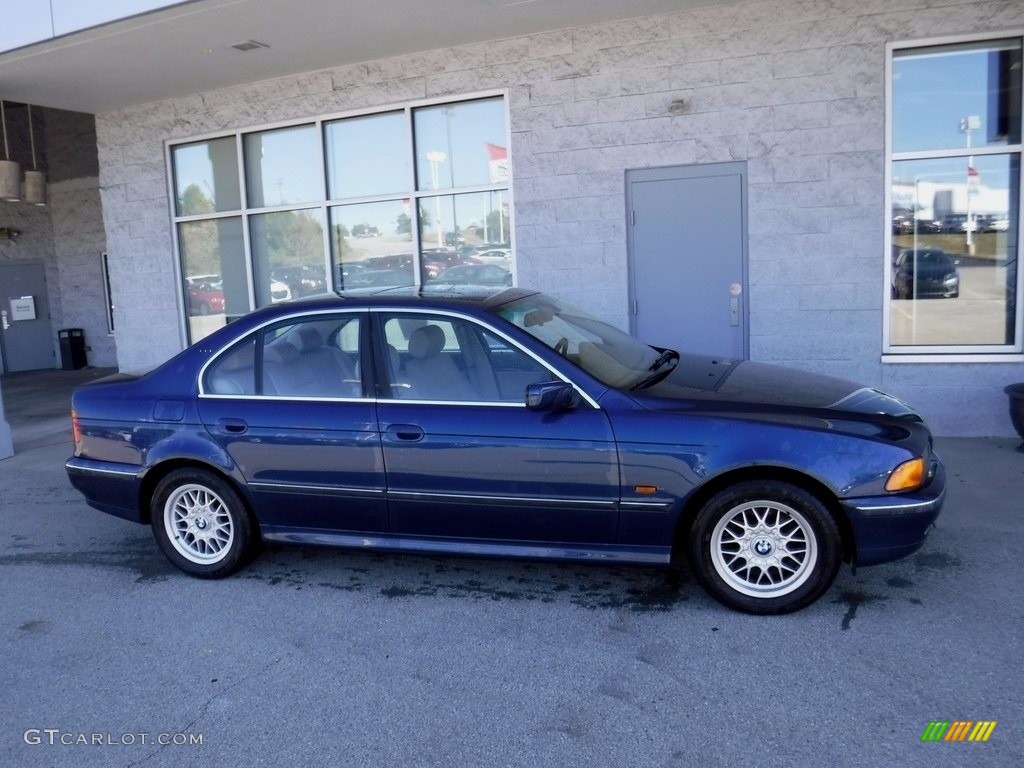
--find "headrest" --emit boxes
[219,342,255,372]
[293,326,323,353]
[408,324,445,359]
[264,341,300,365]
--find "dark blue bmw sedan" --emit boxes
[66,289,944,614]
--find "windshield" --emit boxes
[495,294,671,389]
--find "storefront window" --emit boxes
[172,137,241,215]
[178,217,247,342]
[244,125,322,208]
[170,95,512,342]
[250,209,326,306]
[325,112,408,199]
[887,38,1023,355]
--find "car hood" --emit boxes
[634,355,920,419]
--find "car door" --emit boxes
[373,309,619,545]
[198,310,387,533]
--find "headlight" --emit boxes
[885,457,925,492]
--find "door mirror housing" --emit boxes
[526,381,578,412]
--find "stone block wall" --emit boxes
[93,0,1024,434]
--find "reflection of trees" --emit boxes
[181,220,220,276]
[485,209,508,243]
[179,185,219,276]
[395,206,433,236]
[333,224,351,259]
[261,211,323,267]
[180,183,215,217]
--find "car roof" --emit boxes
[272,286,535,310]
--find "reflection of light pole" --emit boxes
[425,150,446,248]
[960,115,980,255]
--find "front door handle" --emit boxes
[385,424,424,442]
[216,417,248,434]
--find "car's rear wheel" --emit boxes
[689,480,841,614]
[151,468,254,578]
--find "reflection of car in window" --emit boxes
[891,248,960,300]
[269,279,292,303]
[270,265,326,298]
[186,275,225,316]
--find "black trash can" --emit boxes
[58,328,87,370]
[1006,384,1024,451]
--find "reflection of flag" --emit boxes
[967,165,980,196]
[486,143,508,184]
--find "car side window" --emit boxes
[262,315,362,398]
[382,314,549,403]
[205,337,257,395]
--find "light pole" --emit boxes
[960,115,981,255]
[425,150,447,249]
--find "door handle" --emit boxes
[385,424,424,442]
[216,417,248,434]
[729,296,740,327]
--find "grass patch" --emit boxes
[894,233,1008,259]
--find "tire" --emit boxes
[688,480,841,614]
[198,301,211,316]
[150,468,255,578]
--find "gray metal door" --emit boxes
[627,162,748,358]
[0,263,54,373]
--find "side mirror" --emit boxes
[526,381,578,412]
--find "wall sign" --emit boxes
[9,296,36,321]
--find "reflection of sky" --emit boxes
[174,98,509,212]
[174,137,239,212]
[244,126,322,207]
[893,41,1020,153]
[326,112,409,198]
[414,98,507,190]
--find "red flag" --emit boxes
[485,143,507,161]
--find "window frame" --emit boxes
[101,252,115,335]
[166,90,515,348]
[198,309,370,402]
[883,32,1024,362]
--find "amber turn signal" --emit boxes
[885,457,925,492]
[71,409,82,452]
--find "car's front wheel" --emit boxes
[150,468,254,578]
[689,480,841,614]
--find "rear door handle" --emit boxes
[385,424,424,442]
[216,417,248,434]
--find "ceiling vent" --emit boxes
[230,40,270,52]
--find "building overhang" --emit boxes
[0,0,729,113]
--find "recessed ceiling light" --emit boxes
[230,40,270,52]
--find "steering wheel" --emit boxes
[554,337,569,356]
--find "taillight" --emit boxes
[71,409,82,453]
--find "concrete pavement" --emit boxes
[1,370,1022,767]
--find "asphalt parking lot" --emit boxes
[1,372,1022,767]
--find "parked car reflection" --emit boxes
[186,275,225,316]
[891,248,960,299]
